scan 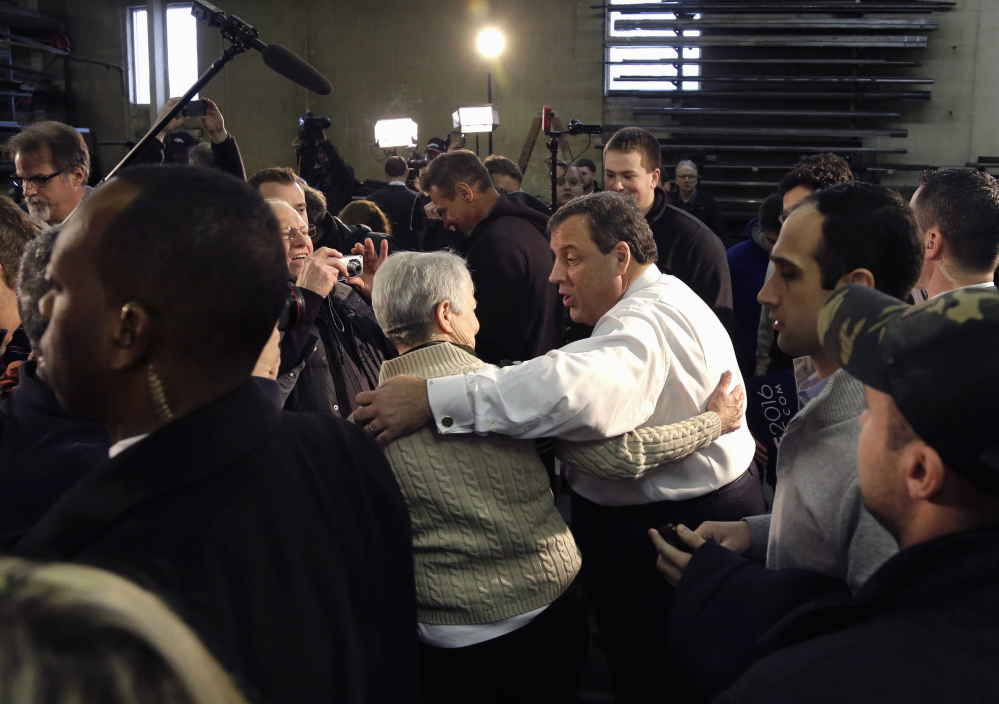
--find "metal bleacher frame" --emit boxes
[599,0,956,236]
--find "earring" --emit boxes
[147,364,175,423]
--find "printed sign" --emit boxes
[746,369,798,490]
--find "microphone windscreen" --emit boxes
[261,44,333,96]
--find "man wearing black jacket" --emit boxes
[668,159,727,244]
[713,284,999,704]
[418,150,562,365]
[266,198,396,418]
[12,165,419,704]
[604,128,734,336]
[135,97,245,180]
[299,128,356,215]
[368,156,419,250]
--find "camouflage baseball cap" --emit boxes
[819,283,999,494]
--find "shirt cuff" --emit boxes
[742,514,771,561]
[427,374,474,434]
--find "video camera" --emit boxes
[298,109,332,146]
[405,134,452,181]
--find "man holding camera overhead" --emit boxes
[298,111,357,215]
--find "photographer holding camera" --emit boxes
[297,111,357,215]
[254,172,396,418]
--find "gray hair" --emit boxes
[372,251,473,347]
[16,223,61,353]
[189,142,214,167]
[676,160,698,175]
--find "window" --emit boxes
[606,0,701,93]
[128,5,199,105]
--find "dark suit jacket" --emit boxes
[368,184,419,250]
[668,187,727,243]
[0,361,109,548]
[465,193,563,365]
[646,187,735,337]
[11,380,420,704]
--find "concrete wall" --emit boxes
[36,0,999,193]
[54,0,604,200]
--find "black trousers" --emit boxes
[419,579,590,704]
[571,467,766,704]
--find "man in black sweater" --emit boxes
[368,156,419,250]
[11,166,419,704]
[604,128,734,336]
[419,150,562,365]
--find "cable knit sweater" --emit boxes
[379,342,581,625]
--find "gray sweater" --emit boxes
[743,369,898,592]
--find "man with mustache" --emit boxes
[6,122,91,227]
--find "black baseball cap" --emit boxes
[819,284,999,494]
[426,137,447,153]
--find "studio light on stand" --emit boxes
[452,105,499,134]
[475,28,504,155]
[374,117,419,155]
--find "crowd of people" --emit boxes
[0,100,995,704]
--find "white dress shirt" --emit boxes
[427,265,755,506]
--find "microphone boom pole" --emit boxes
[103,1,332,182]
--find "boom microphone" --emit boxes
[262,44,333,96]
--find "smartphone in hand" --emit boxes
[656,523,694,554]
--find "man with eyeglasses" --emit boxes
[264,197,396,418]
[668,159,728,244]
[6,122,92,227]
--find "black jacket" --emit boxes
[11,379,420,704]
[0,361,109,548]
[368,184,419,250]
[301,140,356,215]
[280,283,397,418]
[134,134,246,180]
[718,529,999,704]
[646,186,735,336]
[465,193,563,365]
[668,188,727,244]
[314,214,398,258]
[416,191,551,256]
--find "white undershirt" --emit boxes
[108,434,149,459]
[417,604,549,648]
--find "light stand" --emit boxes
[544,117,603,209]
[487,62,493,155]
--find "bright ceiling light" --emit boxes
[452,105,499,134]
[477,28,504,58]
[374,118,418,149]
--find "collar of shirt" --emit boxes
[797,370,831,409]
[109,434,150,459]
[929,282,995,299]
[387,180,408,186]
[622,264,663,300]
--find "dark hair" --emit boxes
[98,166,287,374]
[548,191,657,265]
[604,127,661,174]
[5,121,91,180]
[778,153,854,196]
[483,154,522,185]
[758,192,783,234]
[384,156,408,179]
[0,196,40,289]
[418,149,492,198]
[301,183,327,226]
[339,200,391,235]
[577,158,597,173]
[247,166,302,190]
[803,182,922,299]
[15,224,58,353]
[914,168,999,274]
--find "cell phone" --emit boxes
[181,99,207,118]
[656,523,694,554]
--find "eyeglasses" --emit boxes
[676,174,698,181]
[778,211,790,225]
[13,171,64,189]
[279,224,317,242]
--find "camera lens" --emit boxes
[347,259,362,276]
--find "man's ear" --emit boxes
[435,300,454,335]
[651,168,661,189]
[454,183,473,202]
[839,268,876,290]
[110,302,154,372]
[903,442,947,503]
[69,166,87,186]
[923,229,945,262]
[614,241,632,274]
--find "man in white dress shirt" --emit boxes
[355,191,762,702]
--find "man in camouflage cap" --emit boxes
[717,283,999,704]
